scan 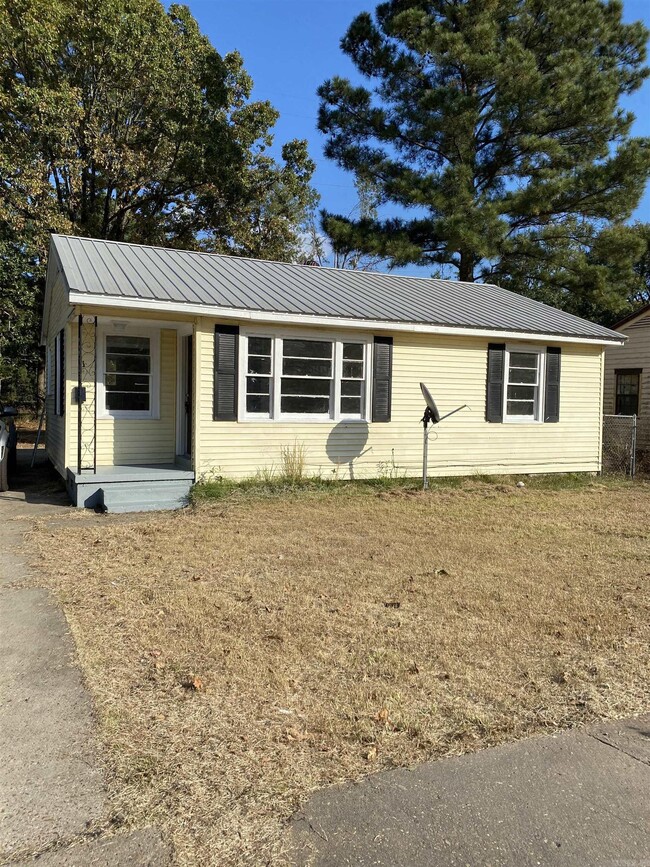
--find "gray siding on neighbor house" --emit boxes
[604,308,650,449]
[51,234,621,343]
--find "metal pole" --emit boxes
[422,424,429,490]
[77,314,82,475]
[93,316,97,474]
[631,414,637,480]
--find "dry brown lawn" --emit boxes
[32,480,650,865]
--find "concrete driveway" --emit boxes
[292,715,650,867]
[0,452,170,865]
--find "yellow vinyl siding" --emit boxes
[67,327,177,467]
[43,271,71,476]
[603,311,650,448]
[195,319,604,480]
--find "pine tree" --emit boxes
[318,0,650,317]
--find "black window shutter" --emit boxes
[214,325,239,421]
[57,328,65,417]
[544,347,561,423]
[486,343,505,423]
[372,336,393,422]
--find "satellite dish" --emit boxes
[418,383,469,490]
[420,382,441,424]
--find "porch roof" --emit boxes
[51,234,623,345]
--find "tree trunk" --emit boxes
[458,252,475,282]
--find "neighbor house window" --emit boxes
[615,369,640,416]
[240,333,370,421]
[98,329,159,419]
[504,347,543,421]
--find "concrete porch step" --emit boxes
[67,465,194,513]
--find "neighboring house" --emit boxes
[42,234,623,512]
[603,303,650,450]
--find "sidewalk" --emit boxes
[292,715,650,866]
[0,453,170,865]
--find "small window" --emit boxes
[615,370,640,416]
[341,342,365,417]
[246,336,273,415]
[504,348,542,421]
[54,330,64,416]
[105,335,151,413]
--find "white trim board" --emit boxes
[68,292,624,347]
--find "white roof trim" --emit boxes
[68,291,624,346]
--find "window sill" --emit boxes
[97,412,160,421]
[238,416,369,424]
[502,417,543,424]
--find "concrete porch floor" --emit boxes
[67,464,195,512]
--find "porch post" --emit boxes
[77,314,97,474]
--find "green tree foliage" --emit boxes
[318,0,650,319]
[302,176,394,270]
[0,0,317,402]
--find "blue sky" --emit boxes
[190,0,650,269]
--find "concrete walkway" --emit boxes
[0,453,170,865]
[292,715,650,866]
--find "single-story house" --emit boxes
[42,234,623,511]
[603,302,650,450]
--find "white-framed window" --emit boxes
[46,344,53,397]
[239,331,371,422]
[97,327,160,419]
[54,330,64,416]
[503,345,544,422]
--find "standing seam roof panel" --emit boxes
[50,235,622,342]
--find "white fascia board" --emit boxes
[68,291,625,347]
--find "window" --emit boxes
[54,330,64,416]
[105,335,151,412]
[240,333,369,421]
[341,342,365,417]
[504,347,543,422]
[245,336,273,414]
[615,369,640,416]
[98,329,159,419]
[281,339,333,416]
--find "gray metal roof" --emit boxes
[51,234,622,343]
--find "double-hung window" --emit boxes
[98,329,159,419]
[504,347,543,422]
[54,330,64,416]
[241,333,369,421]
[615,369,640,416]
[245,336,274,414]
[281,339,333,416]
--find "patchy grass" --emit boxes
[31,478,650,865]
[190,470,616,504]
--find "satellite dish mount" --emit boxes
[420,383,467,490]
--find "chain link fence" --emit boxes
[602,415,637,477]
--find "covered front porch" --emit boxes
[69,311,196,511]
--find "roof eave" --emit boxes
[68,291,625,347]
